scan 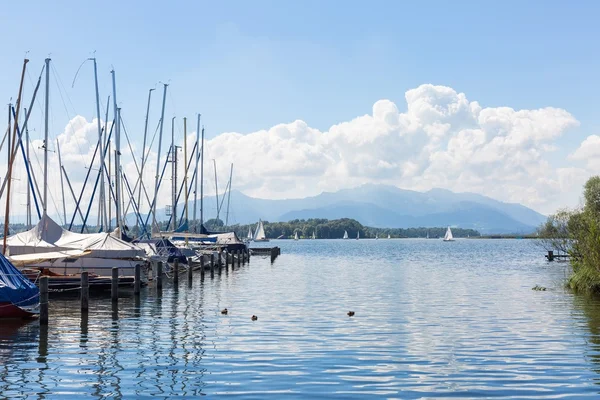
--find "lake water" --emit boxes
[1,239,600,399]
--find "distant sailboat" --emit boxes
[426,231,429,239]
[247,227,253,242]
[343,230,349,239]
[356,231,360,240]
[312,231,316,240]
[253,220,269,242]
[375,234,378,240]
[387,234,391,239]
[443,227,454,242]
[294,231,299,241]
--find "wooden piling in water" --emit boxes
[547,250,554,261]
[40,276,48,325]
[187,258,193,284]
[157,262,163,289]
[111,267,119,302]
[247,248,250,263]
[81,271,89,311]
[173,259,179,285]
[210,253,215,276]
[134,264,141,295]
[218,248,223,269]
[200,255,205,279]
[236,250,240,268]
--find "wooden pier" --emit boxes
[249,247,281,262]
[545,250,569,261]
[34,247,261,323]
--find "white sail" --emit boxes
[356,231,360,240]
[247,227,253,240]
[387,234,391,239]
[343,230,348,239]
[375,234,378,240]
[312,231,316,240]
[443,227,454,241]
[294,231,299,240]
[254,220,267,241]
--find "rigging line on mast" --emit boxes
[50,64,86,162]
[28,137,64,224]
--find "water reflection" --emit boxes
[4,241,600,397]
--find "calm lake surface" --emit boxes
[1,239,600,399]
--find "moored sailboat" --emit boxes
[343,230,349,239]
[0,253,39,319]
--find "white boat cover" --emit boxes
[208,232,245,245]
[7,214,146,259]
[9,250,91,267]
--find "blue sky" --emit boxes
[0,1,598,214]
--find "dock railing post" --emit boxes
[81,271,89,311]
[111,267,119,302]
[187,258,193,285]
[134,264,141,295]
[173,259,179,285]
[157,262,163,289]
[40,276,49,325]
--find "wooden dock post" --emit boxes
[247,248,250,263]
[200,255,205,279]
[173,259,179,285]
[187,258,193,285]
[210,253,215,276]
[40,276,49,325]
[111,267,119,302]
[547,250,554,261]
[218,248,223,269]
[157,262,163,289]
[81,271,89,312]
[134,264,141,295]
[237,250,241,268]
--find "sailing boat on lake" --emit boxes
[294,231,299,241]
[246,227,253,242]
[311,231,316,240]
[387,234,391,239]
[253,220,269,242]
[443,227,454,242]
[343,230,349,239]
[356,231,360,240]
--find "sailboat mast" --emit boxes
[3,58,28,253]
[152,83,168,233]
[137,88,154,234]
[25,107,31,229]
[199,125,204,230]
[92,58,107,230]
[43,58,50,215]
[183,117,188,225]
[193,114,200,227]
[171,116,176,231]
[213,159,219,223]
[111,69,121,234]
[225,163,233,227]
[56,139,67,225]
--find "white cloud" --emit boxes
[2,84,593,224]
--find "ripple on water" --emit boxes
[1,239,600,398]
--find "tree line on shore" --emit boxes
[537,176,600,294]
[205,217,480,239]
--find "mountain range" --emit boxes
[144,184,546,234]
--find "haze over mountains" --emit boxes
[149,184,546,234]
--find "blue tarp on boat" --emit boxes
[0,252,39,307]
